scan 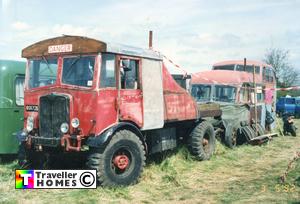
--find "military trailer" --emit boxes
[19,35,222,186]
[0,60,25,155]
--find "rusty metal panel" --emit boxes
[119,90,143,128]
[162,64,198,122]
[198,103,222,118]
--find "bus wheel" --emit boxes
[224,124,237,148]
[86,130,146,186]
[188,121,216,161]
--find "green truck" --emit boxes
[0,60,25,154]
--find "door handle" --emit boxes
[14,110,20,113]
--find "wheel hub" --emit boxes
[113,155,129,170]
[202,138,209,146]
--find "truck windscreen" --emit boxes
[62,56,95,87]
[191,85,211,102]
[29,58,58,88]
[213,85,236,102]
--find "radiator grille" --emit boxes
[39,94,70,138]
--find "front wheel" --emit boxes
[224,124,237,148]
[188,121,216,161]
[18,142,47,169]
[86,130,146,186]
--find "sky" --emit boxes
[0,0,300,73]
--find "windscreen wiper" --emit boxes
[68,55,81,69]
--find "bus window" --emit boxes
[15,76,25,106]
[239,85,250,103]
[213,65,235,71]
[236,65,260,74]
[257,92,264,102]
[100,53,116,88]
[263,66,274,82]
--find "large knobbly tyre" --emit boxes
[86,130,146,186]
[240,126,256,142]
[188,121,216,161]
[224,124,237,149]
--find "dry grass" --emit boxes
[0,119,299,204]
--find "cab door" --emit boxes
[96,53,118,133]
[117,56,143,127]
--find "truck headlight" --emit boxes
[71,118,80,128]
[26,116,34,132]
[60,123,69,133]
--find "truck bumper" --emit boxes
[23,133,84,152]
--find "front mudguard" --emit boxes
[86,122,147,153]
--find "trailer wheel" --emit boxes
[251,123,265,136]
[188,121,216,161]
[86,130,146,186]
[224,124,237,148]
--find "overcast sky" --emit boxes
[0,0,299,73]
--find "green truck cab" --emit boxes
[0,60,25,154]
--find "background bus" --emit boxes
[0,60,25,155]
[212,60,276,128]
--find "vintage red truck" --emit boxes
[18,35,221,186]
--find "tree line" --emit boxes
[263,48,299,88]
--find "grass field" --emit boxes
[0,120,299,204]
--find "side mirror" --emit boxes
[121,59,131,71]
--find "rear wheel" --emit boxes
[251,123,265,136]
[188,121,216,161]
[86,130,146,186]
[240,126,256,143]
